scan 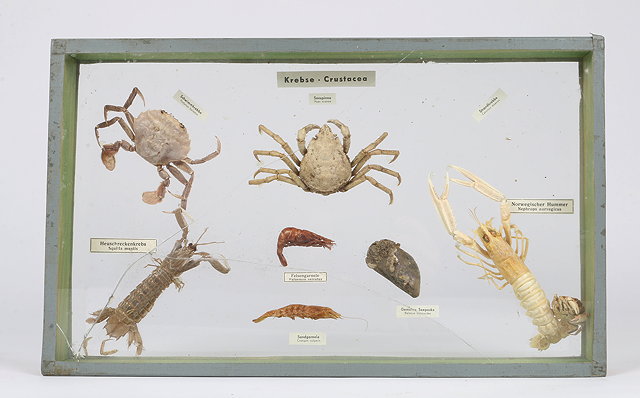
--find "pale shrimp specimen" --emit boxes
[252,304,342,323]
[86,210,229,355]
[428,165,586,350]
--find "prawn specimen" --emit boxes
[276,227,335,267]
[86,210,230,355]
[252,304,342,323]
[428,165,587,350]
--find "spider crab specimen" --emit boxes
[94,87,221,210]
[248,120,401,204]
[428,165,587,350]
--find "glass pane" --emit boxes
[71,60,582,358]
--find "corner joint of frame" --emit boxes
[51,39,68,55]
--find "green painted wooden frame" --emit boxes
[43,37,606,377]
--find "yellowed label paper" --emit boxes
[173,90,207,119]
[396,305,439,318]
[284,272,327,282]
[508,199,574,214]
[90,238,157,253]
[309,93,336,105]
[289,332,327,345]
[473,88,507,121]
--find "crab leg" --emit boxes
[351,164,402,185]
[343,175,394,205]
[350,132,388,167]
[259,124,302,166]
[185,136,222,165]
[142,166,171,205]
[252,150,299,174]
[327,119,351,154]
[122,87,145,109]
[103,105,136,128]
[249,173,306,190]
[448,165,512,245]
[250,168,308,190]
[296,124,321,156]
[101,87,144,127]
[95,116,137,170]
[352,149,400,174]
[163,162,194,210]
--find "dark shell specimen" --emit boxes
[366,239,420,298]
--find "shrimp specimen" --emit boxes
[252,304,342,323]
[86,210,230,355]
[428,165,586,350]
[276,227,335,267]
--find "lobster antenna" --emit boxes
[469,207,482,225]
[194,227,209,245]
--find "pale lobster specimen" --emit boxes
[429,165,587,350]
[86,210,230,355]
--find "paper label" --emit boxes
[173,90,207,119]
[90,238,157,253]
[309,93,336,105]
[284,272,327,282]
[473,88,507,121]
[396,305,439,318]
[277,71,375,88]
[289,332,326,345]
[508,199,574,214]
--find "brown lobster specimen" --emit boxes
[276,227,335,266]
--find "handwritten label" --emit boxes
[289,332,326,345]
[508,199,574,214]
[396,305,439,318]
[309,93,336,105]
[473,89,507,121]
[173,90,207,119]
[278,71,375,88]
[284,272,327,282]
[90,238,157,253]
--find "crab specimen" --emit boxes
[94,87,221,210]
[248,120,401,204]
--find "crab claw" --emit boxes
[142,190,164,205]
[100,145,119,171]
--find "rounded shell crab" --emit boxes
[94,87,221,209]
[248,120,401,204]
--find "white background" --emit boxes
[0,0,637,396]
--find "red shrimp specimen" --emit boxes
[276,227,335,266]
[252,304,342,323]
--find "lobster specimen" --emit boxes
[428,165,587,350]
[276,227,335,267]
[252,304,342,323]
[86,210,230,355]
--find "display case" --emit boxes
[42,37,606,377]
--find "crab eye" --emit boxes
[482,234,490,243]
